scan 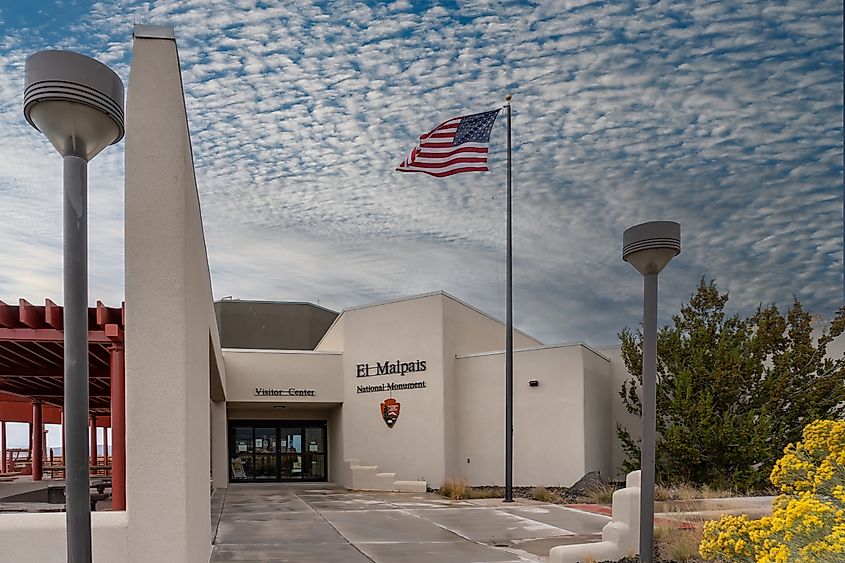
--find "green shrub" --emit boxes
[618,279,845,490]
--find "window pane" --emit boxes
[231,426,254,481]
[305,427,325,452]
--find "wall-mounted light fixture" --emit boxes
[528,380,539,387]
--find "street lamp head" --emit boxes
[622,221,681,276]
[24,50,124,160]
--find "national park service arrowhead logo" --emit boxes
[380,398,400,428]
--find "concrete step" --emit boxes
[394,480,427,493]
[345,460,427,493]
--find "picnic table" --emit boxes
[40,465,112,478]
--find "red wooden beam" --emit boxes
[45,299,63,330]
[28,391,111,399]
[0,399,62,424]
[0,328,112,343]
[105,324,123,342]
[31,342,64,364]
[0,300,19,328]
[0,367,110,379]
[0,341,51,369]
[0,392,30,402]
[96,301,115,327]
[9,342,56,368]
[19,299,45,329]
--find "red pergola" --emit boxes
[0,298,126,510]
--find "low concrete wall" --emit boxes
[0,512,128,562]
[550,471,641,563]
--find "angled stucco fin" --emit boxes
[125,29,215,562]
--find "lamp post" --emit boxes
[24,50,124,563]
[622,221,680,563]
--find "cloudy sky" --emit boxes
[0,0,842,354]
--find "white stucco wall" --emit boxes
[327,405,345,485]
[224,350,343,403]
[228,405,335,420]
[443,293,542,356]
[124,26,215,563]
[442,294,542,477]
[315,315,344,352]
[581,346,613,479]
[597,345,642,480]
[455,345,593,487]
[211,400,228,489]
[339,294,447,485]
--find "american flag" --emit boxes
[396,109,501,177]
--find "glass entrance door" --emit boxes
[254,426,278,480]
[280,428,302,479]
[228,421,328,482]
[230,425,254,482]
[302,426,326,480]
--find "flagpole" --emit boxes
[504,94,514,503]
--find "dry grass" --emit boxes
[531,486,561,503]
[699,484,735,499]
[655,483,735,502]
[654,484,675,501]
[465,486,504,499]
[655,524,705,562]
[438,479,503,500]
[583,482,618,504]
[439,478,470,500]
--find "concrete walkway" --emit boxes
[210,483,609,563]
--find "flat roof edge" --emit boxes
[456,342,610,361]
[133,25,176,39]
[339,290,445,313]
[214,299,339,316]
[323,290,541,345]
[221,348,342,355]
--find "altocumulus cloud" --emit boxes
[0,0,841,345]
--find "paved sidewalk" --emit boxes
[210,483,609,563]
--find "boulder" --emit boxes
[568,470,609,497]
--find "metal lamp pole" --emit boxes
[25,50,124,563]
[504,94,514,503]
[622,221,681,563]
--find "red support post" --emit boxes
[103,425,109,470]
[26,416,34,474]
[32,402,43,481]
[1,420,6,473]
[109,344,126,510]
[90,414,97,476]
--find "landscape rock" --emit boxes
[568,470,609,497]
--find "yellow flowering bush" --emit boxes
[699,419,845,562]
